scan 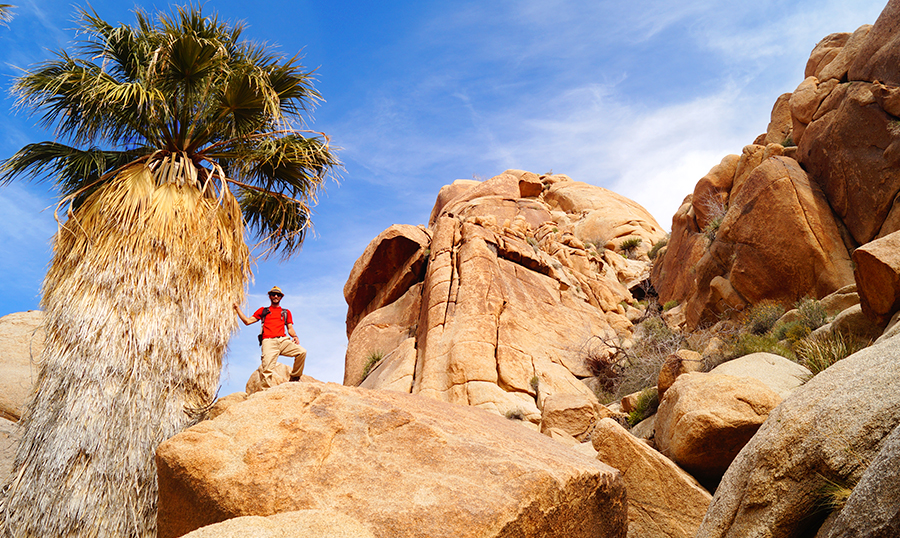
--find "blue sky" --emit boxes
[0,0,888,395]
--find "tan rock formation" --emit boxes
[696,333,900,538]
[181,510,375,538]
[343,224,431,337]
[593,418,711,538]
[0,311,45,422]
[684,157,854,327]
[708,353,811,399]
[655,373,781,485]
[244,362,291,395]
[805,32,851,79]
[853,230,900,326]
[657,349,703,400]
[345,172,667,423]
[848,0,900,86]
[157,382,628,538]
[539,392,608,441]
[798,81,900,244]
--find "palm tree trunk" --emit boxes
[0,164,248,537]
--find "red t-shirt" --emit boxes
[253,306,292,339]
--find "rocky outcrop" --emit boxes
[655,373,781,486]
[593,418,711,538]
[0,311,45,421]
[654,5,900,327]
[654,156,854,328]
[696,333,900,538]
[157,382,628,538]
[852,230,900,326]
[343,171,666,423]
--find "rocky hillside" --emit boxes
[4,3,900,538]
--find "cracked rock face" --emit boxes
[156,382,628,538]
[342,171,666,422]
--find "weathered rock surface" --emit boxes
[1,416,19,484]
[696,333,900,538]
[0,311,45,421]
[157,382,628,538]
[593,418,711,538]
[181,510,375,538]
[663,156,854,328]
[343,224,431,337]
[709,353,811,399]
[823,421,900,538]
[539,392,607,441]
[344,172,667,423]
[853,230,900,326]
[244,362,291,395]
[655,373,781,486]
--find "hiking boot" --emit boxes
[289,376,300,382]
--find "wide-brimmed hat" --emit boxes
[268,286,284,296]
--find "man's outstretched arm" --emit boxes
[233,304,258,326]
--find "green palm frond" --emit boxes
[0,4,14,26]
[237,186,311,259]
[2,3,339,257]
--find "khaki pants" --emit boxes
[259,336,307,388]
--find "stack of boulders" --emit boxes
[653,0,900,330]
[343,170,666,425]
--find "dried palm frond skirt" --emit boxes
[0,165,248,538]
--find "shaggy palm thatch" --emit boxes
[0,6,338,538]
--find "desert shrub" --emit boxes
[727,332,794,361]
[627,387,659,426]
[504,408,527,421]
[814,474,853,514]
[773,320,811,344]
[648,235,669,260]
[741,300,785,335]
[362,350,385,379]
[663,299,678,311]
[700,195,729,243]
[620,237,642,251]
[795,332,870,375]
[782,134,796,148]
[796,297,828,331]
[581,315,685,399]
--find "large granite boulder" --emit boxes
[685,157,853,327]
[0,311,45,422]
[593,418,711,538]
[655,373,781,486]
[853,230,900,326]
[696,333,900,538]
[709,353,811,399]
[156,382,628,538]
[822,422,900,538]
[344,172,667,423]
[182,510,375,538]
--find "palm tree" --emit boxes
[0,5,338,538]
[0,5,13,25]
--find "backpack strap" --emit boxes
[257,307,270,345]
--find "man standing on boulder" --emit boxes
[233,286,307,387]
